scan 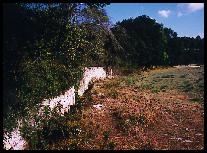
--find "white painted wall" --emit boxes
[3,120,27,150]
[78,67,106,96]
[39,86,76,116]
[3,67,108,150]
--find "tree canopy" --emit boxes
[111,15,203,67]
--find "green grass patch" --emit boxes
[178,80,193,92]
[126,77,135,85]
[160,74,175,78]
[141,83,151,90]
[179,74,186,78]
[189,97,204,103]
[151,86,160,93]
[160,85,167,91]
[108,89,119,99]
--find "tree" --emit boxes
[3,2,110,120]
[111,15,169,67]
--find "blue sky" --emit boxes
[105,3,204,38]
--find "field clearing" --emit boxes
[48,66,204,150]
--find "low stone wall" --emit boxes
[3,121,27,150]
[39,86,76,116]
[3,67,109,150]
[78,67,106,96]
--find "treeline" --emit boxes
[110,15,204,67]
[3,3,203,118]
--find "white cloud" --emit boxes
[198,32,204,38]
[177,3,204,17]
[177,11,183,17]
[187,3,204,13]
[158,10,171,18]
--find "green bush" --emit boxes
[18,58,82,109]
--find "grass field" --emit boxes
[47,66,204,150]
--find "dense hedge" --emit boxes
[3,3,110,141]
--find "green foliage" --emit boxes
[162,51,169,65]
[112,15,168,67]
[179,74,186,78]
[126,77,135,85]
[141,83,151,90]
[178,80,193,92]
[111,15,203,67]
[160,85,167,91]
[107,141,117,150]
[129,115,139,125]
[104,81,120,89]
[18,58,79,109]
[137,114,146,125]
[160,74,174,78]
[151,86,160,93]
[103,131,110,141]
[3,3,111,150]
[108,89,118,99]
[3,109,20,134]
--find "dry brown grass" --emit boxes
[49,66,204,150]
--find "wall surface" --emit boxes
[3,67,108,150]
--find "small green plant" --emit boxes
[179,74,186,78]
[104,81,119,89]
[109,89,118,99]
[137,114,146,125]
[151,86,160,93]
[101,130,117,150]
[141,83,151,90]
[160,85,167,91]
[103,131,110,141]
[129,115,139,125]
[178,80,193,92]
[107,141,117,150]
[126,77,135,85]
[189,97,203,103]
